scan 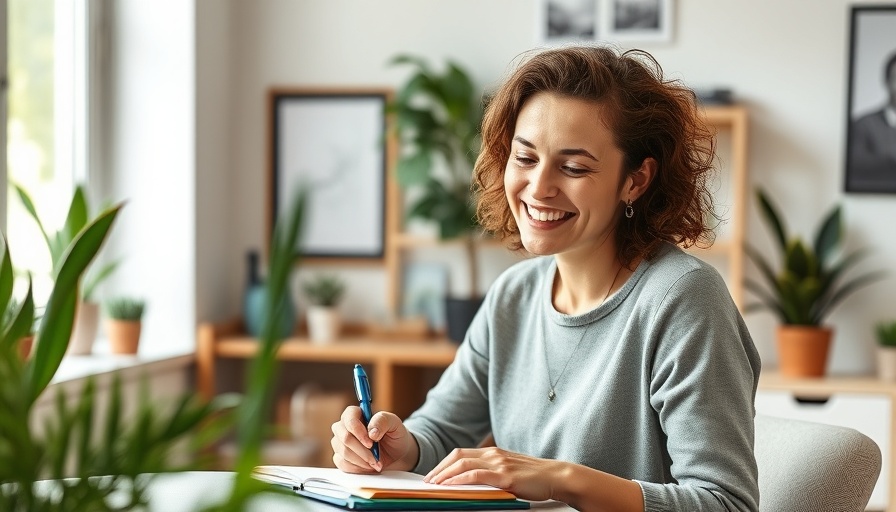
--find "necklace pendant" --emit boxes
[548,389,556,402]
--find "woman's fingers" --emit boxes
[332,407,381,470]
[424,448,482,483]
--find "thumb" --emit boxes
[367,411,403,442]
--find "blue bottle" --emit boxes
[243,250,296,338]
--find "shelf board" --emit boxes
[701,105,747,126]
[392,232,504,249]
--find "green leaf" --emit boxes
[397,151,434,187]
[12,182,53,252]
[82,259,121,302]
[1,283,34,350]
[756,188,788,252]
[783,240,816,280]
[814,204,841,268]
[813,270,886,324]
[25,204,122,403]
[0,238,14,331]
[63,186,90,250]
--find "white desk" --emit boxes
[52,471,573,511]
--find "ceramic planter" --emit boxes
[306,306,341,344]
[19,335,34,360]
[877,346,896,382]
[777,325,833,377]
[107,319,142,355]
[68,301,99,355]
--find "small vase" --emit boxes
[69,301,100,355]
[244,283,296,339]
[307,306,341,344]
[107,319,142,355]
[877,346,896,382]
[776,325,833,377]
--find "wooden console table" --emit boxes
[196,319,459,420]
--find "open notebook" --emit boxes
[252,466,529,510]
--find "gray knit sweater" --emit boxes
[404,243,761,511]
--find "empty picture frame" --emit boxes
[844,6,896,194]
[269,88,391,260]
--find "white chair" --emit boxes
[755,414,882,512]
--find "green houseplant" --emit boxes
[104,296,146,355]
[302,274,346,344]
[388,54,484,342]
[0,187,308,511]
[876,320,896,382]
[745,188,882,376]
[14,183,121,355]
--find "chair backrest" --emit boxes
[755,414,881,512]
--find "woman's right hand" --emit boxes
[331,406,419,473]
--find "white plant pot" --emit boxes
[68,301,99,355]
[877,346,896,382]
[307,306,341,344]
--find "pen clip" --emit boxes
[353,365,371,403]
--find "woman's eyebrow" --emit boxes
[513,136,597,161]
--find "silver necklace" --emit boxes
[543,263,623,402]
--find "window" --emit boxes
[4,0,92,304]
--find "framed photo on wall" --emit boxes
[600,0,674,44]
[844,6,896,194]
[536,0,599,44]
[269,88,392,260]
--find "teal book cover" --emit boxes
[296,488,530,510]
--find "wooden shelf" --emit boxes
[197,320,459,420]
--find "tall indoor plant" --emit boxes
[746,188,883,377]
[388,54,484,341]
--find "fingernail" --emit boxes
[368,427,379,439]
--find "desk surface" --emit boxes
[129,471,573,511]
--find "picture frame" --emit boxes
[844,6,896,194]
[536,0,599,45]
[600,0,674,44]
[268,88,393,260]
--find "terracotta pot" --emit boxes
[19,335,34,360]
[877,346,896,382]
[777,325,833,377]
[107,320,142,355]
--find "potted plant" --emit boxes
[876,321,896,382]
[104,296,146,354]
[13,183,120,355]
[388,54,484,342]
[302,273,346,344]
[746,188,883,377]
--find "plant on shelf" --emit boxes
[745,188,883,377]
[388,53,484,342]
[14,183,121,355]
[876,320,896,382]
[104,296,146,355]
[302,273,346,344]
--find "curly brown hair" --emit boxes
[473,45,718,267]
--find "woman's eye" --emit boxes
[562,165,590,176]
[514,156,536,166]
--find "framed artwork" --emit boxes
[400,262,448,331]
[536,0,599,45]
[844,6,896,194]
[600,0,674,44]
[269,88,392,260]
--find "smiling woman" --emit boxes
[330,45,761,512]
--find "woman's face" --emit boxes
[504,91,629,259]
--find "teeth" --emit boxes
[527,204,567,222]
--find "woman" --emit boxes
[331,45,760,512]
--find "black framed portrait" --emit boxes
[844,6,896,194]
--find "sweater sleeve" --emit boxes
[404,291,495,474]
[636,268,761,512]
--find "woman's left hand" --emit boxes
[423,447,564,502]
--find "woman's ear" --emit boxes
[626,157,657,202]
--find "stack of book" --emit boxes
[252,465,530,510]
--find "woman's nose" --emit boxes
[529,164,558,199]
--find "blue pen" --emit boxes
[352,363,380,461]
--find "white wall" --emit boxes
[204,0,896,374]
[102,0,195,356]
